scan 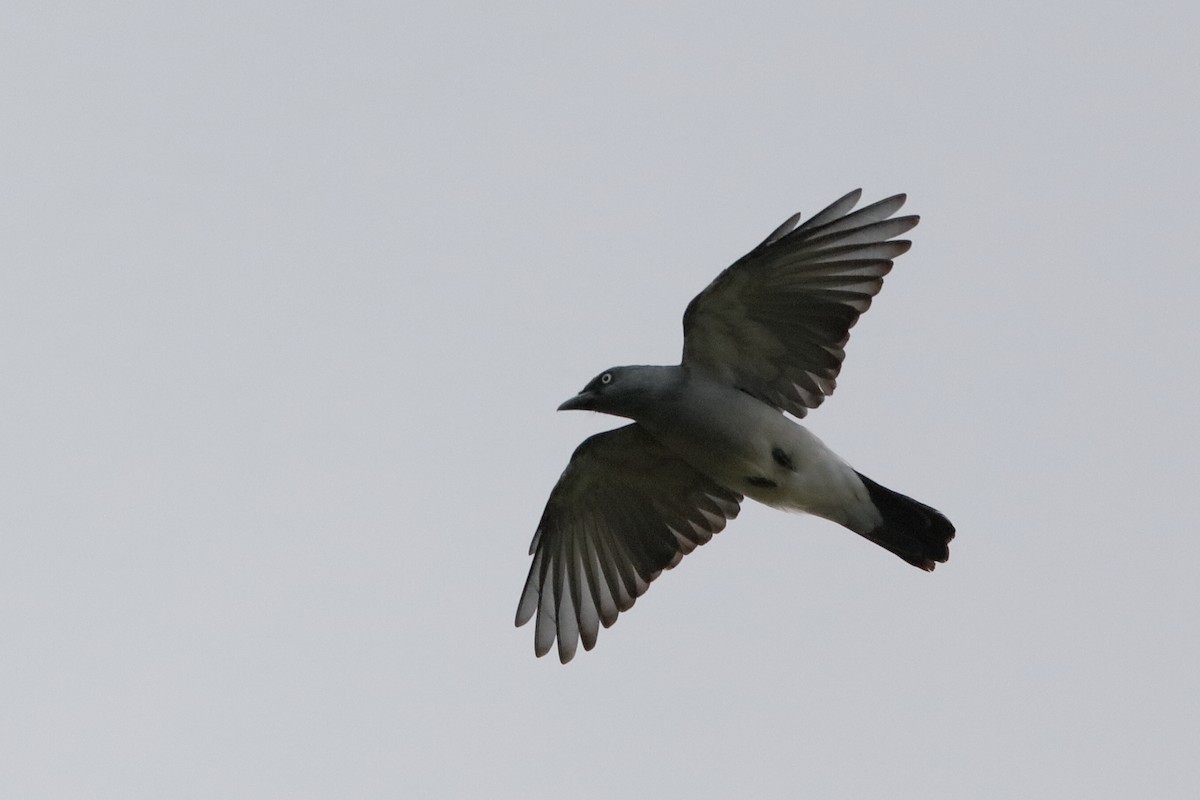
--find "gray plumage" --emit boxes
[516,190,955,663]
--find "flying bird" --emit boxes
[516,189,954,663]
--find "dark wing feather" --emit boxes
[515,424,742,663]
[681,190,918,418]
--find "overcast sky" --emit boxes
[3,2,1198,798]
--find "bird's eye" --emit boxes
[600,372,612,384]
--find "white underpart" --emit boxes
[640,375,883,534]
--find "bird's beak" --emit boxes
[557,391,594,411]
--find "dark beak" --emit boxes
[557,391,594,411]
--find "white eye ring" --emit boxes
[600,372,612,384]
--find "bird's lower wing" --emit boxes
[516,424,742,663]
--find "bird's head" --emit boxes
[557,365,668,419]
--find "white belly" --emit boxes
[640,381,880,532]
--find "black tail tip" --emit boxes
[854,472,955,571]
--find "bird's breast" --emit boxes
[639,383,794,490]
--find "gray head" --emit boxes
[557,365,677,420]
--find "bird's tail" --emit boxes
[853,472,954,570]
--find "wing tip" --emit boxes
[557,637,578,664]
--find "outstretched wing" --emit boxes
[516,424,742,663]
[681,190,918,418]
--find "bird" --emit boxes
[515,189,954,663]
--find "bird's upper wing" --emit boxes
[681,190,918,417]
[515,423,742,663]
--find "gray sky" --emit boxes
[3,2,1198,797]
